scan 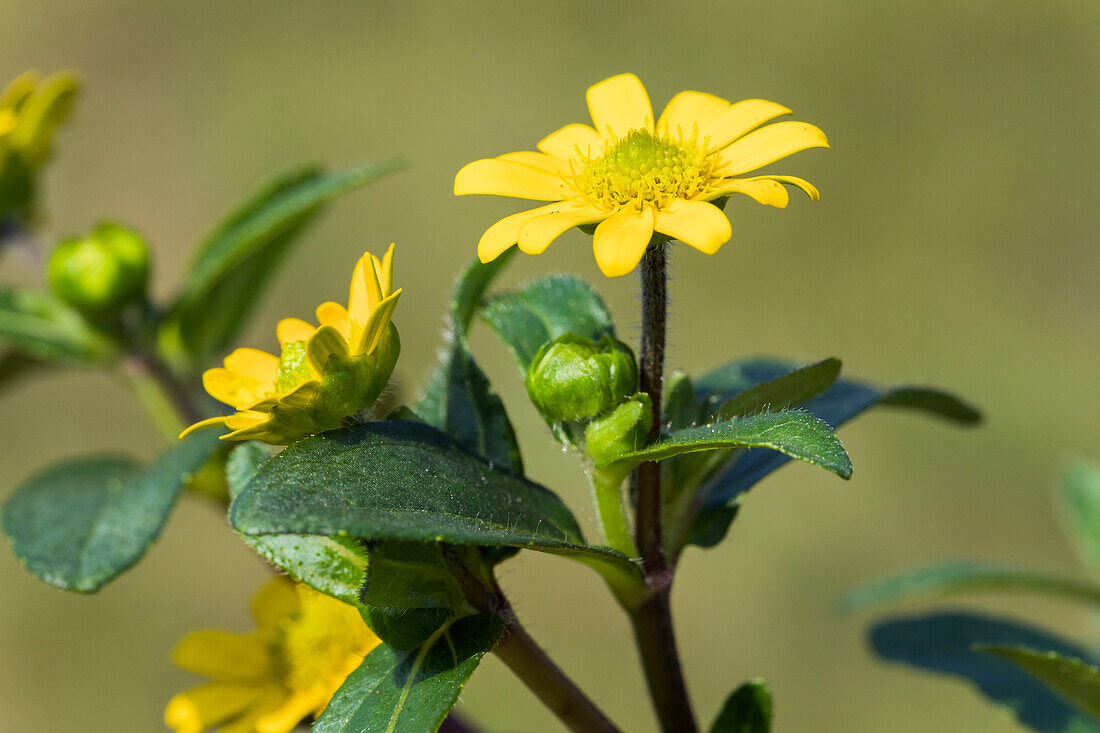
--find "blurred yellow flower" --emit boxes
[165,577,379,733]
[0,70,79,167]
[181,246,401,444]
[455,73,827,277]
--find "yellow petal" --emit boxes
[537,123,602,162]
[276,318,316,347]
[476,203,565,262]
[251,576,301,631]
[357,289,401,355]
[706,178,789,208]
[179,416,228,440]
[586,73,653,139]
[256,690,326,733]
[517,205,607,255]
[715,121,829,177]
[224,410,268,430]
[0,108,15,137]
[592,206,655,278]
[454,158,569,201]
[215,687,289,733]
[307,324,351,374]
[346,255,371,325]
[653,200,732,254]
[165,682,271,733]
[0,71,38,113]
[657,91,730,139]
[204,368,271,410]
[375,243,395,296]
[497,151,571,176]
[172,631,274,683]
[316,302,352,341]
[701,99,792,150]
[752,174,820,201]
[223,348,279,386]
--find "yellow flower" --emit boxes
[455,73,828,277]
[0,70,79,166]
[165,577,380,733]
[182,246,401,444]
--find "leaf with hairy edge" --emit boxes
[870,611,1100,732]
[1,430,223,592]
[688,357,980,548]
[481,273,616,373]
[602,410,851,481]
[314,614,504,733]
[978,646,1100,721]
[163,160,405,362]
[842,562,1100,612]
[710,679,773,733]
[225,442,367,607]
[1060,462,1100,577]
[0,287,114,363]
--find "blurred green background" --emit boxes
[2,1,1099,730]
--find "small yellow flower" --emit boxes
[0,70,79,166]
[165,577,380,733]
[182,246,402,444]
[455,73,828,277]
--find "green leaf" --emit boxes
[314,613,504,733]
[0,286,114,363]
[877,387,983,424]
[978,646,1100,721]
[363,542,464,611]
[481,273,616,373]
[1060,462,1100,577]
[163,160,404,362]
[1,430,223,592]
[842,562,1100,612]
[710,679,772,733]
[871,611,1100,732]
[715,358,841,420]
[417,252,522,474]
[600,409,852,481]
[225,441,368,607]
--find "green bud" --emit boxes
[47,221,150,315]
[585,393,653,466]
[525,333,637,423]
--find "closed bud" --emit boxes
[525,334,637,423]
[48,221,149,315]
[585,393,653,466]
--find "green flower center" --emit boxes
[275,341,315,393]
[576,129,714,209]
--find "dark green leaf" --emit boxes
[0,286,114,363]
[870,611,1100,732]
[602,409,852,481]
[710,679,772,733]
[1,430,223,592]
[1060,461,1100,576]
[715,358,840,420]
[978,645,1100,721]
[314,613,504,733]
[363,542,464,611]
[481,273,616,373]
[164,160,404,362]
[877,387,982,424]
[225,441,368,607]
[843,562,1100,612]
[366,606,453,651]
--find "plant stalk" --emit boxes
[632,241,698,733]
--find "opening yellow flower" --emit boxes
[182,245,401,444]
[0,70,79,166]
[455,73,828,277]
[165,577,380,733]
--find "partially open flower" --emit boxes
[455,73,827,277]
[165,577,380,733]
[182,245,401,444]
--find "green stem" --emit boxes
[124,361,186,441]
[585,460,638,557]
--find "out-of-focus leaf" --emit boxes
[1060,461,1100,577]
[1,430,223,592]
[978,645,1100,721]
[710,679,772,733]
[870,611,1100,732]
[0,286,114,363]
[715,358,841,420]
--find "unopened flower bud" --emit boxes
[525,334,637,423]
[47,222,149,315]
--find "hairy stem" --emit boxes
[632,241,698,733]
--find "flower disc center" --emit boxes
[577,129,714,209]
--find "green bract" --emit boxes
[525,333,636,423]
[585,393,652,466]
[47,222,150,315]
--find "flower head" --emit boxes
[455,73,827,277]
[182,245,402,444]
[165,577,380,733]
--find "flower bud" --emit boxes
[525,334,637,423]
[585,393,653,466]
[47,222,150,315]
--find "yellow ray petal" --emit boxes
[476,203,564,262]
[705,178,789,208]
[307,325,351,374]
[225,410,268,430]
[357,289,401,355]
[172,631,274,683]
[316,302,352,340]
[256,690,326,733]
[223,348,279,386]
[165,682,271,733]
[715,121,829,177]
[517,205,607,255]
[537,123,602,162]
[592,206,655,278]
[214,686,289,733]
[497,151,572,176]
[179,416,228,440]
[586,73,653,139]
[251,577,300,631]
[454,158,569,201]
[0,71,38,113]
[346,255,371,325]
[276,318,316,347]
[653,199,732,254]
[375,243,395,296]
[701,99,792,150]
[750,174,820,201]
[203,368,270,410]
[657,91,730,139]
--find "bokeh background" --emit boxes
[2,1,1099,731]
